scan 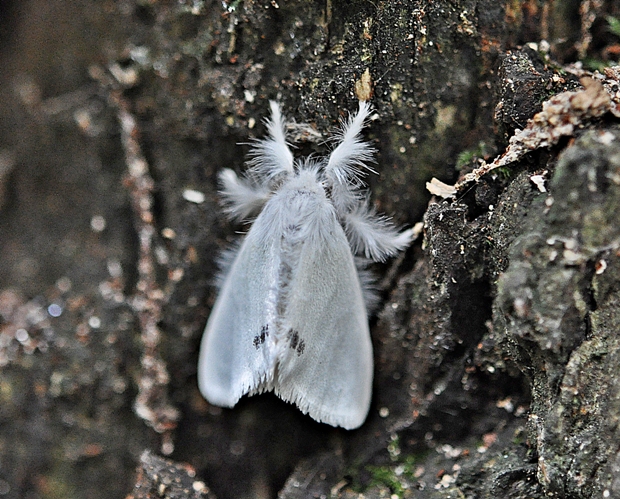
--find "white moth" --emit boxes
[198,101,413,429]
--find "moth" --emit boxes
[198,101,413,429]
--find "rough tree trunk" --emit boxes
[1,1,619,498]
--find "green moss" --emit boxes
[607,16,620,37]
[366,456,422,498]
[364,435,425,498]
[456,142,488,170]
[496,166,514,179]
[582,57,613,72]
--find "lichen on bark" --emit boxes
[495,129,620,498]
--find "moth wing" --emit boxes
[197,227,279,407]
[275,219,373,430]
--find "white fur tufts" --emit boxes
[325,101,376,186]
[246,101,295,184]
[344,201,414,262]
[219,168,270,221]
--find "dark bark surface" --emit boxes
[1,1,620,498]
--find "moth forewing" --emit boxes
[274,209,373,429]
[197,224,280,407]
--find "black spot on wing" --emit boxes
[296,339,306,355]
[253,324,269,349]
[287,329,305,356]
